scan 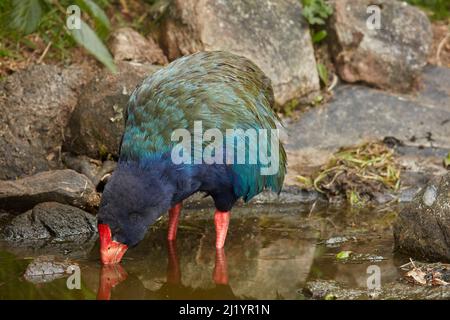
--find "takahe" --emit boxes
[98,51,286,264]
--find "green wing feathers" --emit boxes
[121,51,286,201]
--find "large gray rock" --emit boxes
[0,64,95,180]
[394,173,450,262]
[109,27,168,65]
[284,65,450,183]
[1,202,97,241]
[328,0,432,91]
[0,169,100,213]
[64,62,161,159]
[160,0,320,105]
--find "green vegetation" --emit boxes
[335,250,385,263]
[300,0,334,91]
[336,250,352,261]
[316,62,328,87]
[0,0,168,76]
[301,0,333,44]
[311,29,327,43]
[444,152,450,168]
[406,0,450,21]
[0,0,115,72]
[301,0,333,26]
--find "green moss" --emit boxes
[98,144,109,159]
[281,98,299,116]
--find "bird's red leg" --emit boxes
[167,203,182,241]
[214,210,230,249]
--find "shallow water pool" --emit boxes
[0,204,448,299]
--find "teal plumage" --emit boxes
[120,51,286,202]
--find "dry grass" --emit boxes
[297,141,401,205]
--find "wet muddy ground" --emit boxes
[0,204,448,299]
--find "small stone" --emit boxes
[109,27,168,65]
[305,280,365,300]
[324,236,350,247]
[24,255,78,284]
[422,185,437,207]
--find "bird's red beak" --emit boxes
[98,224,128,265]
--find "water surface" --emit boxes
[0,204,442,299]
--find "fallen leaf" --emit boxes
[406,269,427,285]
[336,251,352,260]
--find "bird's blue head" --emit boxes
[97,161,174,264]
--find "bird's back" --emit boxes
[120,51,286,201]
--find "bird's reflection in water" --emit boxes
[166,240,181,285]
[97,240,235,300]
[97,264,128,300]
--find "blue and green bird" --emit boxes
[97,51,286,264]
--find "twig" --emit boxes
[436,33,450,66]
[327,73,338,92]
[100,173,111,182]
[308,201,317,218]
[265,227,299,232]
[119,0,130,14]
[89,159,103,166]
[323,170,344,189]
[57,146,62,163]
[409,257,417,269]
[80,181,88,197]
[37,41,52,64]
[399,261,413,269]
[53,0,67,14]
[325,217,338,229]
